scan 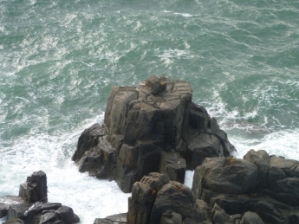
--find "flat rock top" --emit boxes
[136,76,192,110]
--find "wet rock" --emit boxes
[192,149,299,224]
[2,172,79,224]
[72,76,235,192]
[19,170,48,203]
[94,213,127,224]
[127,173,170,224]
[125,172,207,224]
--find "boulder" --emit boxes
[19,170,48,203]
[1,171,79,224]
[239,211,267,224]
[72,76,235,192]
[192,149,299,224]
[125,172,207,224]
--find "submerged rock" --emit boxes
[72,76,235,192]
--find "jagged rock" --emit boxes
[192,149,299,224]
[211,203,229,224]
[125,172,208,224]
[93,213,127,224]
[1,172,79,224]
[150,181,201,223]
[193,157,258,195]
[19,170,48,203]
[159,152,186,183]
[127,173,170,224]
[72,76,235,192]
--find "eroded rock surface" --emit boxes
[96,172,266,224]
[1,171,79,224]
[192,149,299,224]
[72,76,235,192]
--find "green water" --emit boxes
[1,0,299,222]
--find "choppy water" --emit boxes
[1,0,299,223]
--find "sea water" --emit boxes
[1,0,299,223]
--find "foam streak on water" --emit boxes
[1,0,299,223]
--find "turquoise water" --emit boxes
[1,0,299,223]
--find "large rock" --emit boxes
[19,170,48,203]
[192,149,299,224]
[72,76,235,192]
[1,171,79,224]
[127,172,205,224]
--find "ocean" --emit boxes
[0,0,298,223]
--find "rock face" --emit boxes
[19,170,48,203]
[0,171,80,224]
[192,149,299,224]
[72,76,235,192]
[127,172,204,224]
[96,172,267,224]
[94,213,127,224]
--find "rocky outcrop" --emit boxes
[96,172,267,224]
[192,149,299,224]
[72,76,235,192]
[0,171,79,224]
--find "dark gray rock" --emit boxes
[211,203,229,224]
[2,172,79,224]
[160,152,186,183]
[127,173,170,224]
[193,157,258,195]
[25,202,62,223]
[0,203,8,218]
[7,204,29,221]
[192,149,299,224]
[19,170,48,203]
[160,210,182,224]
[125,172,207,224]
[94,213,127,224]
[150,181,200,224]
[72,76,235,193]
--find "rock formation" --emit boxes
[72,76,235,192]
[192,149,299,224]
[95,151,299,224]
[0,171,79,224]
[95,172,270,224]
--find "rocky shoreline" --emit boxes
[1,76,298,224]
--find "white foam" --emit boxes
[173,12,193,18]
[0,113,130,224]
[233,128,299,160]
